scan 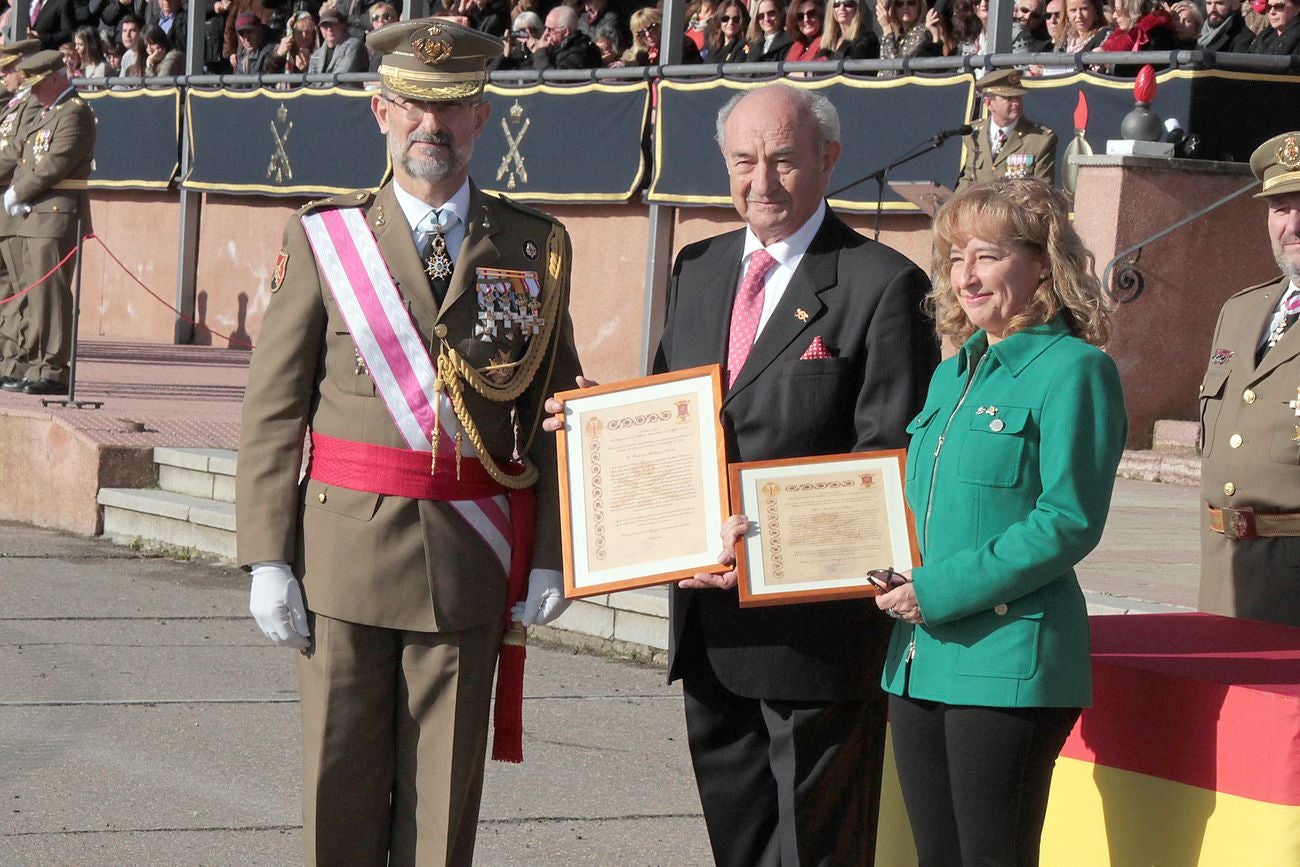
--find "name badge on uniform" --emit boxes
[474,267,543,343]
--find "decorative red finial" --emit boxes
[1073,90,1089,133]
[1134,65,1157,104]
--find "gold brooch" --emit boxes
[1278,135,1300,172]
[412,26,453,65]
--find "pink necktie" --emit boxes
[30,0,43,23]
[726,250,777,388]
[993,128,1008,156]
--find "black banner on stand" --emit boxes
[83,88,181,189]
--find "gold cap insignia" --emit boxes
[412,26,454,65]
[1278,136,1300,172]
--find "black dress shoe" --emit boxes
[0,376,23,390]
[21,378,67,395]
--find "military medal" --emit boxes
[523,240,538,260]
[475,268,544,342]
[1210,348,1234,365]
[32,128,52,163]
[425,230,453,282]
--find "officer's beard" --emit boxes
[394,131,466,183]
[1275,235,1300,284]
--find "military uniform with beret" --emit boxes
[1199,132,1300,629]
[957,70,1058,192]
[234,19,583,866]
[0,50,94,395]
[0,40,42,378]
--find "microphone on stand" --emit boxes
[931,124,973,144]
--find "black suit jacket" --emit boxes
[655,208,939,701]
[1203,12,1255,53]
[32,0,77,50]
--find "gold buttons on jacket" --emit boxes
[1243,389,1257,404]
[1229,434,1243,448]
[434,324,447,338]
[317,491,327,503]
[1224,482,1236,496]
[994,603,1009,615]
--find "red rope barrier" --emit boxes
[87,233,256,350]
[0,244,79,307]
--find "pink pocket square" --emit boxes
[800,336,833,360]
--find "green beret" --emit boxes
[366,18,501,102]
[1251,132,1300,199]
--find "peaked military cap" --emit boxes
[977,69,1028,97]
[1251,132,1300,199]
[16,50,64,86]
[366,17,501,101]
[0,39,41,70]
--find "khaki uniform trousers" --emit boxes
[296,613,504,867]
[0,233,76,382]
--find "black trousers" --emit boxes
[683,658,888,867]
[888,694,1080,867]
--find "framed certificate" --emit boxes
[555,365,729,599]
[730,450,921,608]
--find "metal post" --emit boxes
[43,221,103,409]
[172,13,210,345]
[8,0,29,44]
[986,0,1015,55]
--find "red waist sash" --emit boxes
[308,431,517,499]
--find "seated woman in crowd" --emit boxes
[622,7,703,64]
[593,28,621,65]
[877,0,936,75]
[745,0,794,61]
[1061,0,1111,52]
[951,0,985,54]
[1249,0,1300,56]
[705,0,752,62]
[875,176,1127,867]
[144,25,185,77]
[1169,0,1204,46]
[74,26,109,78]
[820,0,880,59]
[265,10,317,75]
[685,0,717,52]
[489,10,545,69]
[1099,0,1178,74]
[785,0,825,61]
[925,2,961,55]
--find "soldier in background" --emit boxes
[956,69,1057,192]
[1199,131,1300,629]
[235,17,582,865]
[0,49,95,397]
[0,39,42,385]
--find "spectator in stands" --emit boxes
[785,0,824,59]
[705,0,749,60]
[745,0,792,60]
[459,0,509,36]
[1249,0,1300,54]
[144,23,184,74]
[224,0,275,71]
[89,0,144,47]
[1170,0,1203,44]
[926,2,961,53]
[878,0,935,75]
[267,8,316,73]
[365,2,398,71]
[685,0,717,53]
[488,10,543,67]
[578,0,620,43]
[622,6,703,64]
[1012,0,1054,51]
[1099,0,1178,75]
[233,11,273,74]
[821,0,879,58]
[1200,0,1256,51]
[205,0,233,72]
[119,13,144,71]
[952,0,984,52]
[60,41,82,77]
[308,6,367,78]
[148,0,187,47]
[531,4,602,67]
[1045,0,1066,44]
[593,27,620,64]
[1062,0,1110,50]
[74,24,110,75]
[30,0,77,51]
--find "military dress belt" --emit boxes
[1208,505,1300,541]
[308,431,524,499]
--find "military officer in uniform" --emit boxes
[956,69,1057,192]
[1199,131,1300,629]
[0,49,94,396]
[0,39,41,380]
[235,18,583,866]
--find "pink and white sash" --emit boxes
[301,206,512,572]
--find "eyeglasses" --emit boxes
[1016,5,1040,16]
[833,0,858,7]
[371,12,396,22]
[635,23,661,37]
[758,10,782,19]
[1267,2,1290,10]
[796,10,821,19]
[1046,10,1062,18]
[720,13,743,21]
[381,94,475,122]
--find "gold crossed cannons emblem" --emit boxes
[496,100,529,190]
[267,103,293,183]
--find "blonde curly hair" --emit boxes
[929,177,1113,348]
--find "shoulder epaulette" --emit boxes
[297,188,376,215]
[484,190,560,225]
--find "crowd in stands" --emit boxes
[0,0,1294,80]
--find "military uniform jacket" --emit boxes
[0,91,39,238]
[8,88,95,240]
[235,182,582,633]
[957,115,1058,191]
[1199,275,1300,627]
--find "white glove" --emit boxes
[249,561,311,649]
[3,187,27,218]
[511,568,570,627]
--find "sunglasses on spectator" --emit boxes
[796,9,821,19]
[1046,10,1061,18]
[833,0,857,6]
[372,12,396,21]
[1267,2,1289,9]
[720,13,743,21]
[636,23,661,37]
[1016,5,1041,15]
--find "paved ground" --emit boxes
[0,476,1203,866]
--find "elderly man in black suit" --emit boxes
[659,84,938,866]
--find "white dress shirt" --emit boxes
[392,175,471,264]
[1259,280,1300,354]
[737,200,827,339]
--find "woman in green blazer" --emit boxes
[874,178,1128,866]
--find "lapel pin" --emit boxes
[795,308,809,322]
[524,240,539,260]
[373,205,385,228]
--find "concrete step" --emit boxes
[154,447,238,503]
[1152,419,1199,456]
[97,487,236,560]
[1117,449,1200,487]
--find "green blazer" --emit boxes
[881,317,1127,708]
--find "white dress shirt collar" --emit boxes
[391,176,471,263]
[738,201,827,336]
